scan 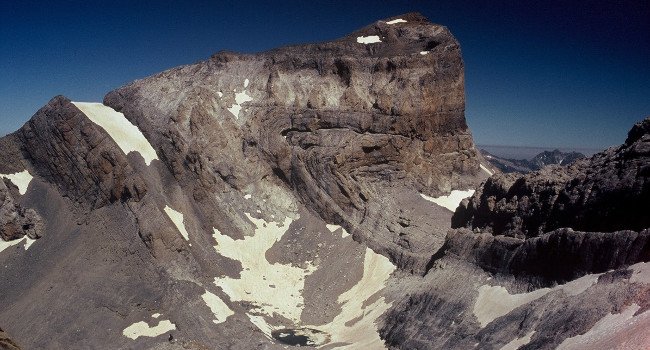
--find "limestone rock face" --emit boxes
[0,13,648,350]
[0,180,43,241]
[380,117,650,349]
[446,228,650,284]
[103,12,483,271]
[453,117,650,237]
[17,96,147,209]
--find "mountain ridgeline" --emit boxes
[0,13,648,350]
[481,148,586,173]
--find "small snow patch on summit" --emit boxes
[386,19,407,24]
[357,35,381,44]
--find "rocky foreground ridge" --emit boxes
[0,13,648,350]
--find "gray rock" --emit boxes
[0,180,43,241]
[454,117,650,236]
[17,96,147,209]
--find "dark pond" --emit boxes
[271,327,328,347]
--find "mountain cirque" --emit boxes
[0,13,648,349]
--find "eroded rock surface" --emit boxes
[0,12,647,350]
[0,180,42,241]
[454,117,650,237]
[17,96,147,209]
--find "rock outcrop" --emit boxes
[103,12,485,272]
[0,180,42,241]
[0,13,648,350]
[17,96,147,209]
[0,328,21,350]
[454,118,650,237]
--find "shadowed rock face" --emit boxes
[453,117,650,237]
[443,116,650,284]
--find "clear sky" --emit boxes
[1,0,649,150]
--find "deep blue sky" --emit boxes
[2,0,649,150]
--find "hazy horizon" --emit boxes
[2,0,648,149]
[478,144,603,160]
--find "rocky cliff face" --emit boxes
[0,12,648,350]
[102,12,483,272]
[380,117,650,349]
[454,118,650,237]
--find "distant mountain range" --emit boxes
[481,148,586,173]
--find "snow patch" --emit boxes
[480,164,494,176]
[306,248,396,348]
[244,194,252,200]
[217,91,223,98]
[227,81,254,119]
[420,51,429,55]
[420,190,475,212]
[0,236,36,253]
[630,262,650,284]
[122,319,176,340]
[500,331,535,350]
[247,314,273,339]
[151,313,161,319]
[386,19,407,24]
[474,274,600,327]
[557,304,650,349]
[1,170,33,195]
[213,213,316,323]
[357,35,381,44]
[72,102,158,165]
[326,224,350,238]
[202,290,234,324]
[163,206,190,241]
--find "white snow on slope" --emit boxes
[357,35,381,44]
[500,331,535,350]
[163,206,190,241]
[480,164,494,176]
[420,51,429,55]
[202,290,234,324]
[1,170,33,195]
[557,303,650,350]
[307,247,396,349]
[326,224,350,238]
[122,318,176,340]
[72,102,158,165]
[420,190,475,212]
[227,80,254,119]
[0,236,35,253]
[474,273,600,328]
[213,213,316,323]
[386,19,407,24]
[630,262,650,284]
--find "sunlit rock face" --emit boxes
[0,12,647,350]
[103,11,485,273]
